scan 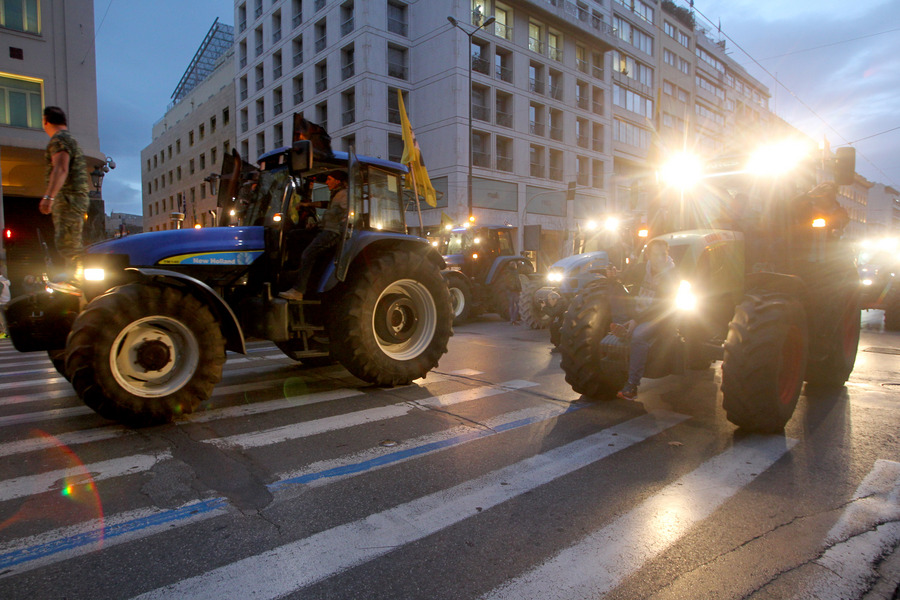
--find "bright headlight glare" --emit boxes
[547,271,564,282]
[862,279,873,286]
[604,217,620,231]
[747,140,809,176]
[659,153,703,189]
[84,268,105,281]
[675,280,698,311]
[812,218,826,228]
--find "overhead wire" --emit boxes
[81,0,115,65]
[683,0,898,187]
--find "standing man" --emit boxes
[39,106,89,283]
[279,170,348,301]
[613,238,678,400]
[506,261,522,325]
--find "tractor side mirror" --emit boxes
[833,147,856,186]
[289,140,313,175]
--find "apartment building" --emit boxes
[234,0,784,258]
[141,20,236,232]
[1,0,104,289]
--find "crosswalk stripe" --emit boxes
[0,385,585,578]
[0,452,173,503]
[131,411,690,600]
[797,460,900,600]
[483,435,798,599]
[207,380,539,450]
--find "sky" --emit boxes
[91,0,900,216]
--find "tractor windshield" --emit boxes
[445,230,472,255]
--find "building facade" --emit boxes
[867,183,900,237]
[141,21,236,232]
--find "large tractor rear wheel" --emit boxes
[559,287,624,398]
[330,249,452,385]
[722,292,807,433]
[804,292,860,388]
[65,284,226,426]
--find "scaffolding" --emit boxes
[171,18,234,104]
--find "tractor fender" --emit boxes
[317,232,446,292]
[441,269,470,288]
[130,268,246,354]
[744,272,807,304]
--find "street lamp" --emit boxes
[447,14,495,223]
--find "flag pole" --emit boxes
[408,164,424,231]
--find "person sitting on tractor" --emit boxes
[611,238,679,400]
[279,170,348,301]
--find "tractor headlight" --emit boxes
[84,268,106,282]
[675,280,698,311]
[862,279,873,286]
[659,152,703,189]
[547,270,564,283]
[812,218,826,228]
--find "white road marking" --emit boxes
[0,452,173,503]
[207,380,539,449]
[484,435,798,600]
[796,459,900,600]
[131,411,689,600]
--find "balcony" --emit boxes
[388,108,400,124]
[274,101,283,115]
[577,171,589,186]
[314,0,325,10]
[292,13,302,28]
[497,155,513,172]
[577,134,590,148]
[388,62,408,80]
[315,77,327,93]
[592,137,604,152]
[495,64,513,83]
[342,63,355,79]
[549,47,563,62]
[529,122,545,136]
[592,101,603,115]
[495,23,512,40]
[576,58,588,73]
[496,110,513,128]
[530,162,544,178]
[472,56,490,75]
[240,56,247,68]
[273,30,281,43]
[273,64,282,79]
[529,78,544,95]
[549,166,563,181]
[592,65,604,80]
[472,104,490,122]
[528,37,544,54]
[342,109,355,126]
[294,90,304,104]
[576,96,589,110]
[549,83,562,100]
[549,126,563,141]
[315,37,326,52]
[341,17,354,36]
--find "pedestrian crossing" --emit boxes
[0,338,897,599]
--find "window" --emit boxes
[167,145,172,159]
[292,0,302,28]
[293,74,304,104]
[549,108,563,141]
[256,98,265,125]
[387,0,407,36]
[189,130,195,146]
[315,19,327,52]
[387,44,408,79]
[387,87,407,124]
[210,115,216,133]
[613,16,652,55]
[592,122,603,151]
[316,101,328,130]
[528,21,543,54]
[592,86,603,115]
[576,117,589,148]
[292,35,304,67]
[238,2,247,32]
[254,0,262,18]
[223,107,230,125]
[272,50,283,79]
[239,40,248,68]
[272,10,281,43]
[548,31,562,62]
[340,1,354,35]
[548,70,562,100]
[176,166,182,181]
[472,40,490,75]
[342,44,355,80]
[273,86,283,115]
[494,48,512,83]
[256,64,265,91]
[496,137,513,172]
[315,61,327,93]
[388,134,404,162]
[198,124,205,140]
[211,147,218,165]
[495,91,513,128]
[575,80,589,110]
[240,108,249,133]
[529,144,545,178]
[239,75,248,101]
[257,132,266,158]
[612,84,653,118]
[255,26,264,56]
[472,84,490,122]
[612,51,653,87]
[528,103,544,136]
[592,159,604,189]
[199,153,206,170]
[0,74,43,128]
[612,117,650,149]
[576,44,588,73]
[529,62,544,94]
[1,0,40,33]
[576,155,589,186]
[472,131,490,168]
[494,3,512,40]
[273,122,284,148]
[342,88,355,126]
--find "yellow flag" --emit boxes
[398,91,437,207]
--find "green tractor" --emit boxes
[559,142,861,432]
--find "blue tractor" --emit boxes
[2,141,453,426]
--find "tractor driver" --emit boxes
[279,170,348,301]
[611,238,679,400]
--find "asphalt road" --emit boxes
[0,310,897,599]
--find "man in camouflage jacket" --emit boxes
[39,106,90,280]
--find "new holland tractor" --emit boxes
[2,140,453,426]
[559,141,861,432]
